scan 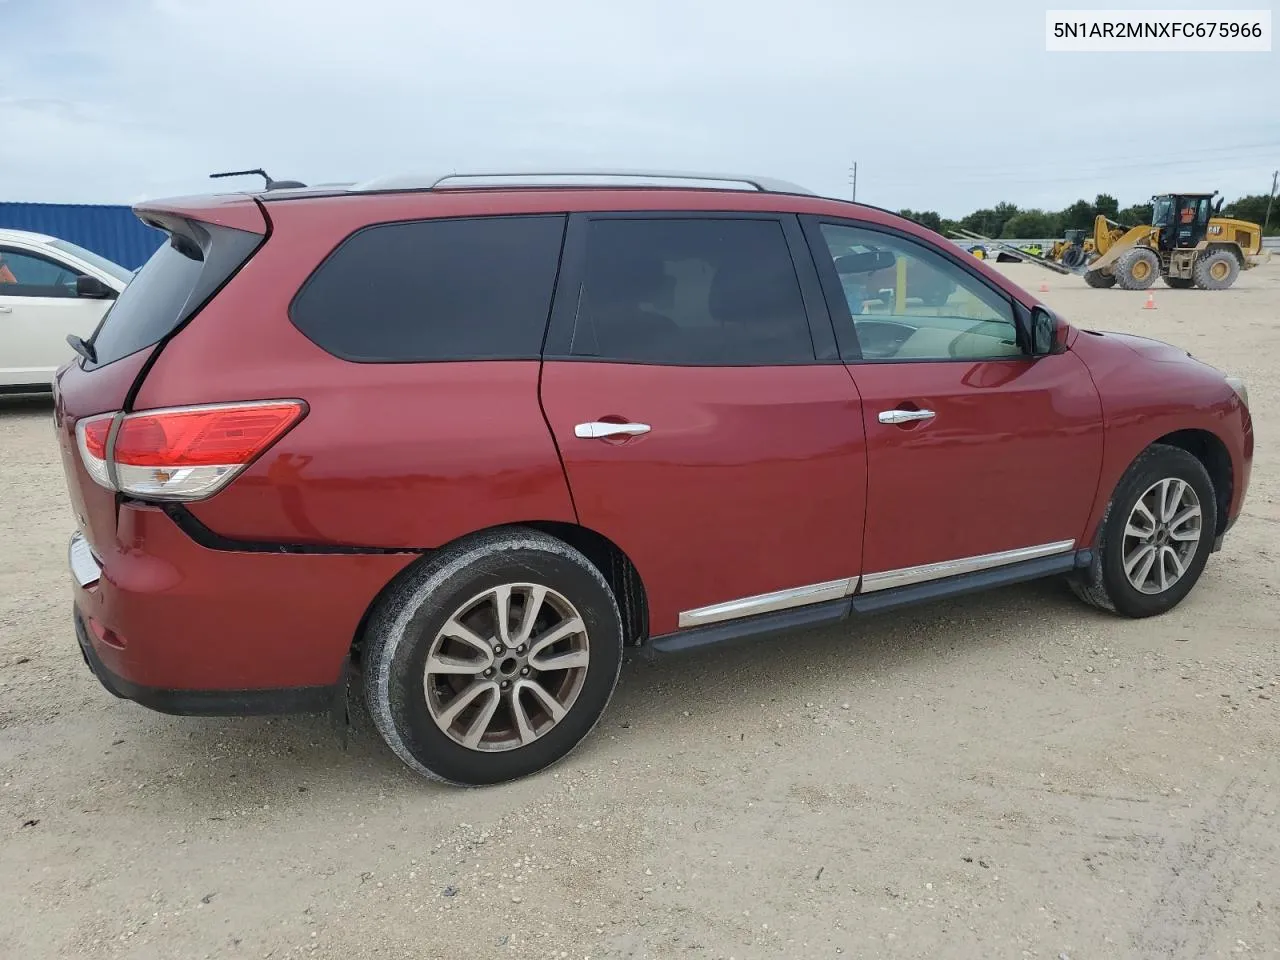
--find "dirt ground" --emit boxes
[2,261,1278,960]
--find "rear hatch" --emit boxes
[53,195,268,559]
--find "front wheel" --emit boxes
[1069,444,1216,618]
[1113,247,1160,290]
[362,528,623,785]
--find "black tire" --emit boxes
[1084,269,1117,288]
[362,527,623,785]
[1162,275,1194,289]
[1192,249,1240,290]
[1113,247,1160,290]
[1061,246,1085,270]
[1069,444,1216,619]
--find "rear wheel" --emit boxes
[1084,269,1117,288]
[1113,247,1160,290]
[1192,249,1240,290]
[362,528,623,785]
[1069,444,1215,618]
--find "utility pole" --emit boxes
[1265,169,1278,233]
[848,162,858,202]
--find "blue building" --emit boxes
[0,202,166,270]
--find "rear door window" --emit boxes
[555,217,816,365]
[289,215,567,362]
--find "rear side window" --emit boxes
[566,217,815,365]
[88,219,263,368]
[290,215,567,362]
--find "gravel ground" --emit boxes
[2,261,1278,960]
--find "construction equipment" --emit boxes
[1048,229,1090,268]
[1081,192,1268,290]
[951,228,1072,274]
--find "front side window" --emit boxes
[568,217,815,365]
[0,248,80,297]
[815,223,1020,362]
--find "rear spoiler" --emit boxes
[133,193,268,236]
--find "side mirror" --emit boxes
[75,275,117,299]
[1030,305,1058,356]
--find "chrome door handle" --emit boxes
[878,409,935,424]
[574,421,651,439]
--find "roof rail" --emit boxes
[349,169,816,197]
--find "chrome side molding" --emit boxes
[678,577,859,629]
[674,539,1077,629]
[859,539,1076,593]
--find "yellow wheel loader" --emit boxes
[1081,193,1269,291]
[1048,229,1090,269]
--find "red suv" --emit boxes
[54,170,1254,786]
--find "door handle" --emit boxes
[878,408,935,424]
[0,306,12,314]
[574,421,651,439]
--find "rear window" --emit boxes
[87,219,262,368]
[289,215,567,362]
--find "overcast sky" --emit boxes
[2,0,1276,216]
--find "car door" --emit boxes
[538,212,867,637]
[801,215,1104,589]
[0,245,110,387]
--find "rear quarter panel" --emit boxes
[130,199,576,549]
[1070,332,1253,546]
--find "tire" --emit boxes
[1192,249,1240,290]
[1084,269,1117,288]
[1069,444,1216,619]
[1061,246,1085,270]
[362,527,623,785]
[1113,247,1160,290]
[1162,275,1194,289]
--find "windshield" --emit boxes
[46,238,134,284]
[1152,197,1174,226]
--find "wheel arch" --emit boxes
[1198,240,1245,265]
[1151,429,1232,538]
[348,520,650,670]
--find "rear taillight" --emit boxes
[75,400,305,501]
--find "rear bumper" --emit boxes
[74,605,337,716]
[68,504,416,709]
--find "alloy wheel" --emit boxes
[422,584,590,752]
[1121,478,1203,595]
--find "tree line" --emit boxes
[897,193,1277,239]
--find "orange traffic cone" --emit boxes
[1143,293,1157,310]
[1038,282,1050,292]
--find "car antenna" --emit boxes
[209,168,307,190]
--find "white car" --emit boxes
[0,228,133,391]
